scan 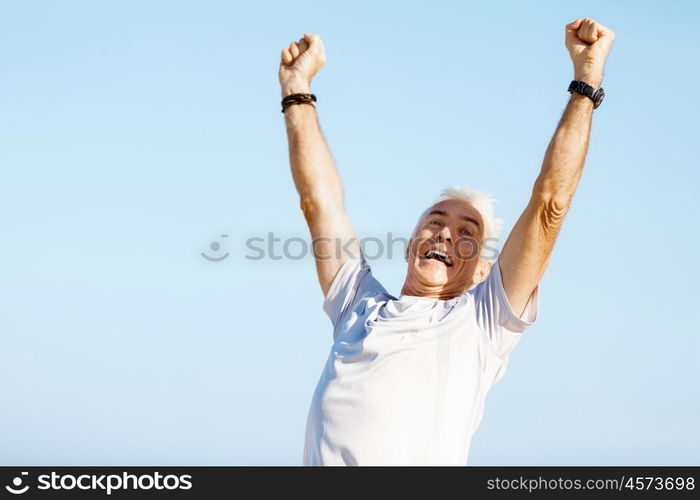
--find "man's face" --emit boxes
[403,199,490,298]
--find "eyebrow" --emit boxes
[427,210,482,230]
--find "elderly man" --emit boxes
[279,18,615,465]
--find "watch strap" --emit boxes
[568,80,604,109]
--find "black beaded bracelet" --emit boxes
[281,93,317,112]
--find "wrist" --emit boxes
[574,77,602,89]
[573,69,603,89]
[281,79,312,98]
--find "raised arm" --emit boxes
[498,18,616,316]
[279,33,361,297]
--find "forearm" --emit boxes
[282,81,344,211]
[497,18,614,315]
[499,92,596,314]
[533,92,595,205]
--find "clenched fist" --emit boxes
[565,18,616,88]
[279,33,327,97]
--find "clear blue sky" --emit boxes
[1,0,698,465]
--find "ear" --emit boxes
[473,259,492,286]
[404,239,410,262]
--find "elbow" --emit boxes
[299,193,343,224]
[299,197,320,224]
[531,190,570,233]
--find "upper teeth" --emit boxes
[425,250,453,266]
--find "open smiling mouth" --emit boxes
[423,249,454,267]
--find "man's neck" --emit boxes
[400,282,469,301]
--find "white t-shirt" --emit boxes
[302,251,539,466]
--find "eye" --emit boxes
[429,219,442,226]
[460,229,472,237]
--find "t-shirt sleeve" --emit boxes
[322,250,385,340]
[471,257,539,359]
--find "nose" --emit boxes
[437,227,452,243]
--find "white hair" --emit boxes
[412,185,505,250]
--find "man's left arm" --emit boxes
[498,18,616,317]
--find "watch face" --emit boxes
[594,89,605,108]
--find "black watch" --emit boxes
[568,80,604,109]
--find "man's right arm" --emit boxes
[279,34,361,297]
